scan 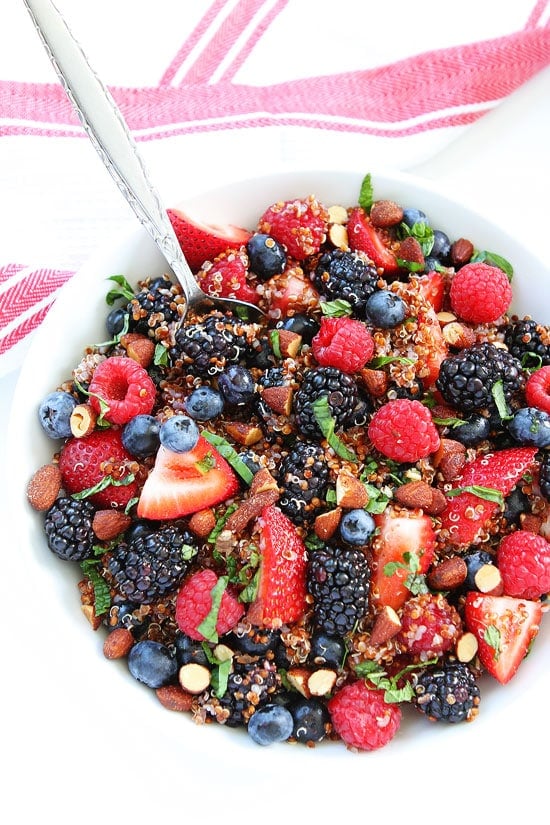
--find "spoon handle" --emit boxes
[22,0,205,306]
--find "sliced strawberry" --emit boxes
[347,207,399,274]
[440,447,537,546]
[167,208,252,272]
[370,506,436,611]
[262,269,320,317]
[136,435,239,519]
[464,593,542,684]
[58,429,140,509]
[416,270,445,312]
[247,505,308,628]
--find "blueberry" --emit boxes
[184,386,224,421]
[217,365,257,406]
[225,627,280,656]
[276,313,320,344]
[121,414,160,458]
[38,390,78,439]
[451,413,491,447]
[365,290,407,328]
[159,415,199,453]
[174,632,210,667]
[238,449,263,476]
[508,407,550,447]
[124,519,155,543]
[289,697,329,743]
[247,234,287,279]
[247,704,293,746]
[106,306,129,337]
[402,208,428,228]
[502,486,529,526]
[309,631,345,668]
[127,640,178,688]
[340,509,375,545]
[430,229,451,263]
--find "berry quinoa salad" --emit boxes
[27,173,550,752]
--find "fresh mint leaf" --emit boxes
[432,416,466,428]
[202,431,254,485]
[396,258,424,273]
[154,343,169,367]
[197,576,229,643]
[491,379,512,420]
[446,485,504,506]
[484,625,501,660]
[368,355,415,368]
[398,221,434,256]
[471,250,513,281]
[80,560,111,615]
[358,173,374,212]
[312,396,358,462]
[105,274,135,305]
[320,299,353,318]
[269,329,282,358]
[71,472,135,501]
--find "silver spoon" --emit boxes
[22,0,264,321]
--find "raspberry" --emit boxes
[58,428,140,509]
[367,398,440,463]
[497,530,550,600]
[175,569,245,641]
[258,196,329,261]
[198,250,259,305]
[397,592,462,658]
[525,366,550,414]
[327,682,401,751]
[88,356,156,425]
[449,262,512,323]
[311,316,375,373]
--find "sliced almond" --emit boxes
[250,468,279,496]
[456,631,478,663]
[223,421,264,446]
[314,508,342,541]
[276,329,302,358]
[369,605,401,646]
[329,223,349,250]
[286,667,310,697]
[336,471,369,508]
[328,204,348,224]
[307,668,337,697]
[260,385,293,416]
[474,563,503,595]
[178,663,211,694]
[70,403,97,437]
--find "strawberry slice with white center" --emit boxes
[347,206,399,274]
[137,435,239,519]
[247,505,308,628]
[167,208,252,272]
[440,447,537,546]
[370,506,436,611]
[464,593,542,684]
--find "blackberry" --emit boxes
[128,275,185,339]
[203,657,281,727]
[313,250,379,312]
[44,496,96,562]
[169,311,250,377]
[307,545,370,636]
[436,342,523,413]
[107,524,196,604]
[412,661,481,723]
[503,319,550,366]
[539,452,550,501]
[277,441,329,524]
[294,367,359,439]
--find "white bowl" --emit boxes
[8,169,550,811]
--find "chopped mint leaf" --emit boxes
[368,355,415,368]
[491,379,512,420]
[94,313,130,348]
[312,396,358,462]
[239,568,261,603]
[471,250,514,281]
[484,625,501,660]
[154,343,169,367]
[358,173,374,212]
[105,274,135,305]
[195,452,216,474]
[208,504,238,545]
[124,496,139,515]
[320,299,353,318]
[197,575,229,643]
[446,485,504,507]
[181,544,198,562]
[305,533,325,550]
[202,431,254,485]
[432,416,466,428]
[80,560,111,615]
[520,352,543,373]
[200,644,232,697]
[383,550,428,596]
[396,258,424,273]
[71,472,135,500]
[354,658,433,704]
[269,329,282,358]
